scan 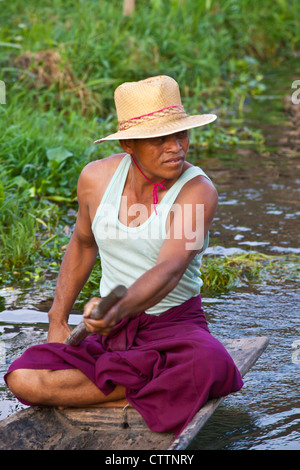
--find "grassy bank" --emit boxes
[1,0,299,299]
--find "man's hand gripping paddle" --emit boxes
[64,285,127,347]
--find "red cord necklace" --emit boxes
[130,155,167,215]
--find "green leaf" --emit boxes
[46,147,73,164]
[0,182,4,206]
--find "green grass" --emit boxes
[200,252,300,295]
[0,0,299,294]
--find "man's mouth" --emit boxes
[163,156,184,164]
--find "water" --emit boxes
[192,284,300,450]
[187,71,300,450]
[187,70,300,449]
[0,69,299,449]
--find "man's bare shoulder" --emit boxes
[77,153,125,192]
[77,153,126,209]
[191,173,218,195]
[79,153,126,182]
[178,167,218,205]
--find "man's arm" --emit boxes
[83,176,218,334]
[47,169,98,343]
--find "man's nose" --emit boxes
[165,134,181,152]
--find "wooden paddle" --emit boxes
[64,285,127,347]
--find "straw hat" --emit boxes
[94,75,217,143]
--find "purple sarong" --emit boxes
[5,295,243,437]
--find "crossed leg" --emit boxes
[6,368,126,407]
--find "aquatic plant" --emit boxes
[200,251,300,295]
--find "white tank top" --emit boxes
[92,154,210,315]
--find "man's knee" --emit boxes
[6,369,27,395]
[6,369,46,404]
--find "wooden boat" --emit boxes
[0,336,268,450]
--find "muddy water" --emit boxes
[0,70,299,449]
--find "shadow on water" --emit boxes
[0,67,299,449]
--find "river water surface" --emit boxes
[0,70,299,450]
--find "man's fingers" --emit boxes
[83,297,102,318]
[83,299,122,336]
[99,305,122,328]
[83,316,116,334]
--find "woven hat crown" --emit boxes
[114,75,183,124]
[94,75,217,143]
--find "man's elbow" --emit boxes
[159,258,190,289]
[72,227,97,251]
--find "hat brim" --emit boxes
[94,114,217,144]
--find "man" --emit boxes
[6,76,243,437]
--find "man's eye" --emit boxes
[177,131,188,139]
[153,136,165,144]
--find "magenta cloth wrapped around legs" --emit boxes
[5,295,243,437]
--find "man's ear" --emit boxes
[119,139,135,154]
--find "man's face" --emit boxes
[121,130,190,182]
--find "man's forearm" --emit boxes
[83,259,182,336]
[121,260,182,316]
[48,234,98,325]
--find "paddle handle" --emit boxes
[64,285,127,347]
